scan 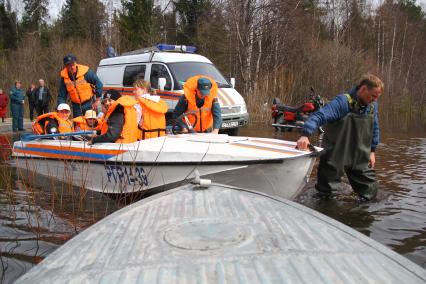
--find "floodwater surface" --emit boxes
[0,127,425,282]
[244,127,426,269]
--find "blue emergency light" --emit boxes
[156,44,197,53]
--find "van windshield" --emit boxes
[167,62,231,88]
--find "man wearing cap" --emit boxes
[33,103,73,135]
[89,90,140,144]
[73,110,101,131]
[58,54,103,117]
[173,75,221,134]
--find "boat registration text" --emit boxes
[104,165,149,186]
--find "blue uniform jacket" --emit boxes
[302,87,379,151]
[9,87,25,105]
[174,95,222,130]
[58,69,103,105]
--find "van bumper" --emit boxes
[220,112,249,129]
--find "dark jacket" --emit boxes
[302,87,379,151]
[44,118,58,134]
[35,86,51,107]
[26,88,36,103]
[92,106,124,144]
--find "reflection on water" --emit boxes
[0,134,122,283]
[366,136,426,265]
[253,129,426,269]
[306,135,426,267]
[0,128,425,282]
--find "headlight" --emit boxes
[240,104,247,114]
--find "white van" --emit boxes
[96,44,249,135]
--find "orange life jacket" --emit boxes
[32,112,74,134]
[100,96,141,143]
[73,116,102,131]
[137,96,168,139]
[60,64,94,104]
[183,75,218,132]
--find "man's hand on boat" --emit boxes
[369,152,376,168]
[296,136,310,151]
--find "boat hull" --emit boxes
[12,135,320,199]
[14,155,315,199]
[207,155,315,200]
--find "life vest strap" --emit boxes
[142,128,166,140]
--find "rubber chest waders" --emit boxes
[316,94,378,200]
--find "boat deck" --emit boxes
[16,184,426,283]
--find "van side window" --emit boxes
[150,64,172,90]
[123,65,146,86]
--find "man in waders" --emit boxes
[58,54,103,117]
[297,74,384,201]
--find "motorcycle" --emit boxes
[271,87,325,132]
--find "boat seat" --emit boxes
[276,105,299,112]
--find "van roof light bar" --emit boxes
[156,44,197,53]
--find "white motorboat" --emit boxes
[11,134,320,199]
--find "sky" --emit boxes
[8,0,426,21]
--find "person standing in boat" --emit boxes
[297,74,384,202]
[173,75,221,134]
[89,90,140,145]
[58,54,103,117]
[32,103,74,135]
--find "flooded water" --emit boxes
[242,127,426,269]
[1,127,425,282]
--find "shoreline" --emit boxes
[0,117,33,134]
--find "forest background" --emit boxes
[0,0,425,131]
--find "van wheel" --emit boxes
[220,128,239,136]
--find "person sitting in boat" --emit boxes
[32,103,74,135]
[89,90,140,145]
[73,110,101,132]
[133,79,168,139]
[173,75,221,134]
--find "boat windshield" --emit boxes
[167,62,231,88]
